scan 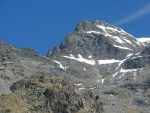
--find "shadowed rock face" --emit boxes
[122,46,150,69]
[51,32,129,60]
[141,46,150,55]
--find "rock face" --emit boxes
[0,20,150,113]
[46,20,147,84]
[48,20,143,59]
[122,48,150,69]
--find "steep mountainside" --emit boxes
[0,20,150,113]
[48,20,144,59]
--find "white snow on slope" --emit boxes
[112,72,119,78]
[88,55,92,59]
[87,30,125,44]
[63,54,96,65]
[79,87,86,90]
[87,29,135,51]
[86,24,142,49]
[102,78,105,84]
[105,26,122,32]
[117,54,133,69]
[113,45,133,51]
[131,55,150,60]
[87,28,125,44]
[63,54,122,65]
[96,24,135,38]
[74,83,82,86]
[113,54,133,77]
[137,38,150,44]
[98,59,121,65]
[96,25,125,44]
[86,31,101,34]
[118,68,138,79]
[131,56,143,59]
[120,68,137,73]
[122,38,132,44]
[52,60,66,70]
[95,24,143,47]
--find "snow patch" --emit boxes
[119,68,138,78]
[137,38,150,43]
[105,26,121,32]
[79,88,86,90]
[122,38,132,44]
[95,24,143,48]
[114,45,133,51]
[63,54,96,65]
[115,54,133,71]
[88,55,92,59]
[63,54,121,65]
[91,25,127,44]
[120,68,137,73]
[89,87,97,90]
[112,72,119,78]
[132,55,150,60]
[86,31,101,34]
[52,60,66,70]
[102,78,105,84]
[96,25,107,32]
[98,59,120,65]
[74,83,82,86]
[112,36,125,44]
[96,25,125,44]
[79,86,86,90]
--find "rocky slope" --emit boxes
[0,75,104,113]
[0,20,150,113]
[0,40,62,95]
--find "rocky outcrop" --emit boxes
[0,75,104,113]
[122,46,150,69]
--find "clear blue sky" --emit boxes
[0,0,150,55]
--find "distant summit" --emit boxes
[48,20,144,59]
[137,37,150,46]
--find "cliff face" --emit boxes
[48,20,143,59]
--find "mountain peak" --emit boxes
[75,19,97,32]
[75,19,110,32]
[92,20,109,26]
[49,20,144,59]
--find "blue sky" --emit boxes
[0,0,150,55]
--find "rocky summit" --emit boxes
[0,20,150,113]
